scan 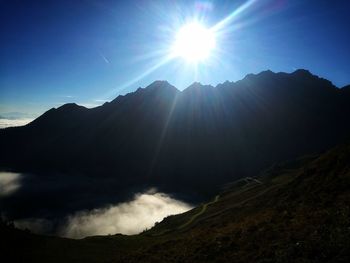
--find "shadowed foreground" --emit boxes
[2,141,350,263]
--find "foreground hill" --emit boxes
[1,69,350,198]
[2,141,350,262]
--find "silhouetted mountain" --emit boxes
[1,69,350,198]
[2,140,350,263]
[342,85,350,96]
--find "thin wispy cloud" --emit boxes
[79,103,101,108]
[99,52,110,64]
[0,172,22,197]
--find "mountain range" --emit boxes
[1,69,350,198]
[1,69,350,262]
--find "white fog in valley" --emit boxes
[0,118,33,128]
[1,170,193,239]
[60,191,193,238]
[0,172,22,197]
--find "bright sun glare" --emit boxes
[172,22,216,62]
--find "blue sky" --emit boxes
[1,0,350,117]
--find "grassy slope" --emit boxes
[2,143,350,263]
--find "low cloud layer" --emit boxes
[0,172,21,197]
[60,190,192,238]
[1,171,194,239]
[0,118,33,128]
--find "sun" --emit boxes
[171,22,216,63]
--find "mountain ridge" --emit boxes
[1,69,350,205]
[22,69,342,117]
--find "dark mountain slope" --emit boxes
[2,140,350,263]
[132,141,350,263]
[1,70,350,197]
[342,85,350,96]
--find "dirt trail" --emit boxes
[178,195,220,229]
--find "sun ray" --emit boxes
[211,0,258,32]
[102,54,175,99]
[102,0,262,100]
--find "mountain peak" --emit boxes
[110,81,178,105]
[259,69,274,75]
[243,70,275,81]
[56,103,86,112]
[146,80,176,90]
[183,82,214,94]
[58,102,79,108]
[140,80,179,96]
[292,68,313,77]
